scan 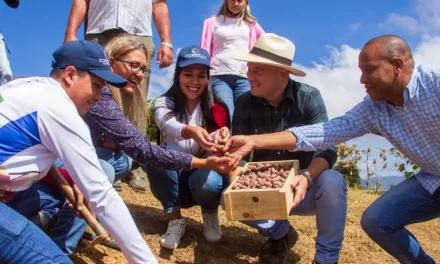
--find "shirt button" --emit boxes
[274,111,278,114]
[277,151,281,155]
[427,145,431,148]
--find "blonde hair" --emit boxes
[216,0,256,24]
[105,34,149,134]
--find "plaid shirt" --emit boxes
[233,78,337,170]
[290,65,440,194]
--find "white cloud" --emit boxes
[290,0,440,120]
[147,66,174,99]
[379,0,440,37]
[349,23,361,32]
[292,44,364,118]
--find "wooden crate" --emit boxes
[224,160,300,221]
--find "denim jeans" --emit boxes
[7,180,88,255]
[146,167,227,214]
[226,169,347,264]
[0,33,13,85]
[361,176,440,264]
[55,155,118,184]
[211,75,250,121]
[0,201,72,263]
[96,147,133,183]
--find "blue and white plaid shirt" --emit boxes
[289,65,440,194]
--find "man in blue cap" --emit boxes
[0,40,159,263]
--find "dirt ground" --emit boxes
[72,183,440,264]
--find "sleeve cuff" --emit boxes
[286,127,317,152]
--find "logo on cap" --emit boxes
[186,47,206,60]
[99,58,109,65]
[99,51,110,65]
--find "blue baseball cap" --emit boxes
[51,40,127,88]
[176,46,212,69]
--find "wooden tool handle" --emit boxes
[49,166,109,238]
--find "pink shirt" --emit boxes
[200,16,265,76]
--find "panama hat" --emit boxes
[233,33,306,77]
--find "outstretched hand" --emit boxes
[212,127,230,150]
[220,135,255,157]
[205,153,241,174]
[186,126,217,152]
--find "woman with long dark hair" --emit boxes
[147,46,231,249]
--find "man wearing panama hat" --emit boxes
[230,33,346,264]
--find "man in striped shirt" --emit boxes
[225,35,440,263]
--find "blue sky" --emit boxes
[2,0,438,178]
[0,0,415,78]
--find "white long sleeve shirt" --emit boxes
[0,77,157,264]
[154,96,203,156]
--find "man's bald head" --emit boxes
[359,35,415,104]
[363,35,413,63]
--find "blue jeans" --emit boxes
[0,201,72,263]
[7,180,88,255]
[228,169,347,264]
[361,176,440,264]
[0,33,12,85]
[96,147,132,183]
[54,155,118,184]
[146,167,226,214]
[211,75,250,121]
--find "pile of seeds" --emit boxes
[231,163,292,190]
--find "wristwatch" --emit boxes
[300,171,313,188]
[161,42,173,49]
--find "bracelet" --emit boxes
[161,42,173,49]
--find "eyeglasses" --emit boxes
[116,58,151,77]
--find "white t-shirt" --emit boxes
[0,77,157,264]
[211,15,250,78]
[86,0,157,36]
[154,96,220,157]
[155,97,203,156]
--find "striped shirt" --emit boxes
[289,65,440,194]
[86,0,157,36]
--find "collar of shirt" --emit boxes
[402,65,420,106]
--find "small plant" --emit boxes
[145,99,159,143]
